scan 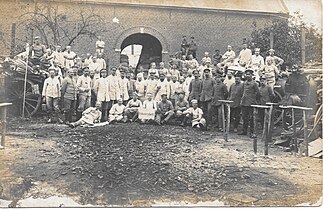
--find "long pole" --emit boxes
[22,43,29,118]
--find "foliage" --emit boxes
[249,11,322,66]
[18,3,107,49]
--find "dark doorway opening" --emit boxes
[120,33,162,71]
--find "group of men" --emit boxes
[38,35,286,134]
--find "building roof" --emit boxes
[70,0,289,15]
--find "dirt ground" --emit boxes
[0,117,322,207]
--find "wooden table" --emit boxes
[0,103,12,149]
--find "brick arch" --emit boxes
[114,26,169,53]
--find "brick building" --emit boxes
[0,0,289,68]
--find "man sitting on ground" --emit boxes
[109,98,126,123]
[139,93,157,124]
[155,93,175,125]
[124,93,142,122]
[69,102,102,128]
[174,93,189,122]
[181,99,206,129]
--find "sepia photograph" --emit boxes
[0,0,322,207]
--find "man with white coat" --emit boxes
[93,69,110,122]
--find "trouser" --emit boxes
[91,91,96,107]
[70,119,86,127]
[125,108,139,121]
[77,95,91,112]
[155,111,175,124]
[46,97,61,121]
[213,105,223,129]
[107,100,117,113]
[63,98,76,122]
[109,114,124,123]
[201,100,212,127]
[182,114,206,128]
[231,106,241,129]
[100,101,109,122]
[241,106,254,133]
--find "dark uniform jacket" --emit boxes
[240,80,260,106]
[189,78,202,101]
[212,82,228,106]
[200,78,215,102]
[229,83,243,108]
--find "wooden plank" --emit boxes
[218,100,234,103]
[303,110,308,156]
[0,103,13,107]
[253,107,257,155]
[251,105,270,109]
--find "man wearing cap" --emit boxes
[61,67,78,123]
[146,70,158,99]
[52,46,65,68]
[238,43,252,67]
[69,102,102,128]
[107,67,121,111]
[200,68,215,128]
[249,48,264,81]
[119,70,130,105]
[42,68,62,123]
[258,76,274,128]
[188,36,197,58]
[76,67,92,120]
[124,93,142,122]
[169,75,179,106]
[229,73,244,133]
[135,75,146,102]
[239,69,260,136]
[218,45,236,70]
[109,98,126,123]
[155,93,175,125]
[212,73,229,131]
[155,73,170,102]
[30,36,46,65]
[181,99,206,129]
[95,36,105,54]
[265,49,284,70]
[189,69,202,104]
[63,46,77,69]
[93,69,110,122]
[174,93,189,122]
[263,57,279,90]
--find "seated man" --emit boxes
[155,93,175,125]
[174,93,189,121]
[69,102,102,128]
[181,99,206,129]
[139,93,157,124]
[109,98,126,123]
[124,93,142,122]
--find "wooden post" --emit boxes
[264,108,269,155]
[269,31,274,49]
[301,26,306,65]
[251,104,271,155]
[10,23,16,59]
[303,110,308,156]
[291,107,297,154]
[0,103,12,149]
[219,100,233,142]
[253,107,257,154]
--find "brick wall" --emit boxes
[0,1,281,67]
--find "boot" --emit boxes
[76,111,82,121]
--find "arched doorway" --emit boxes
[120,33,162,70]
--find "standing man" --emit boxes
[52,45,65,68]
[93,69,110,122]
[223,71,235,92]
[135,75,147,102]
[258,76,274,128]
[263,57,279,90]
[97,53,107,71]
[89,55,102,80]
[76,67,92,120]
[265,49,284,70]
[212,74,228,131]
[249,48,264,82]
[63,46,77,69]
[200,68,215,129]
[96,36,105,54]
[61,67,78,123]
[238,43,252,67]
[146,70,158,99]
[181,36,189,56]
[29,36,46,66]
[228,73,243,133]
[42,68,62,123]
[239,69,260,136]
[155,73,171,102]
[189,70,202,104]
[107,67,121,112]
[188,36,197,58]
[119,70,130,105]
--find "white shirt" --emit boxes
[119,77,130,101]
[183,107,203,120]
[239,48,252,65]
[93,77,109,102]
[109,104,125,115]
[135,80,146,97]
[222,50,236,62]
[142,100,157,110]
[42,77,61,98]
[223,76,235,92]
[77,75,92,96]
[107,75,121,100]
[52,51,65,66]
[89,62,102,80]
[96,40,105,49]
[251,54,265,70]
[63,51,76,68]
[97,58,106,70]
